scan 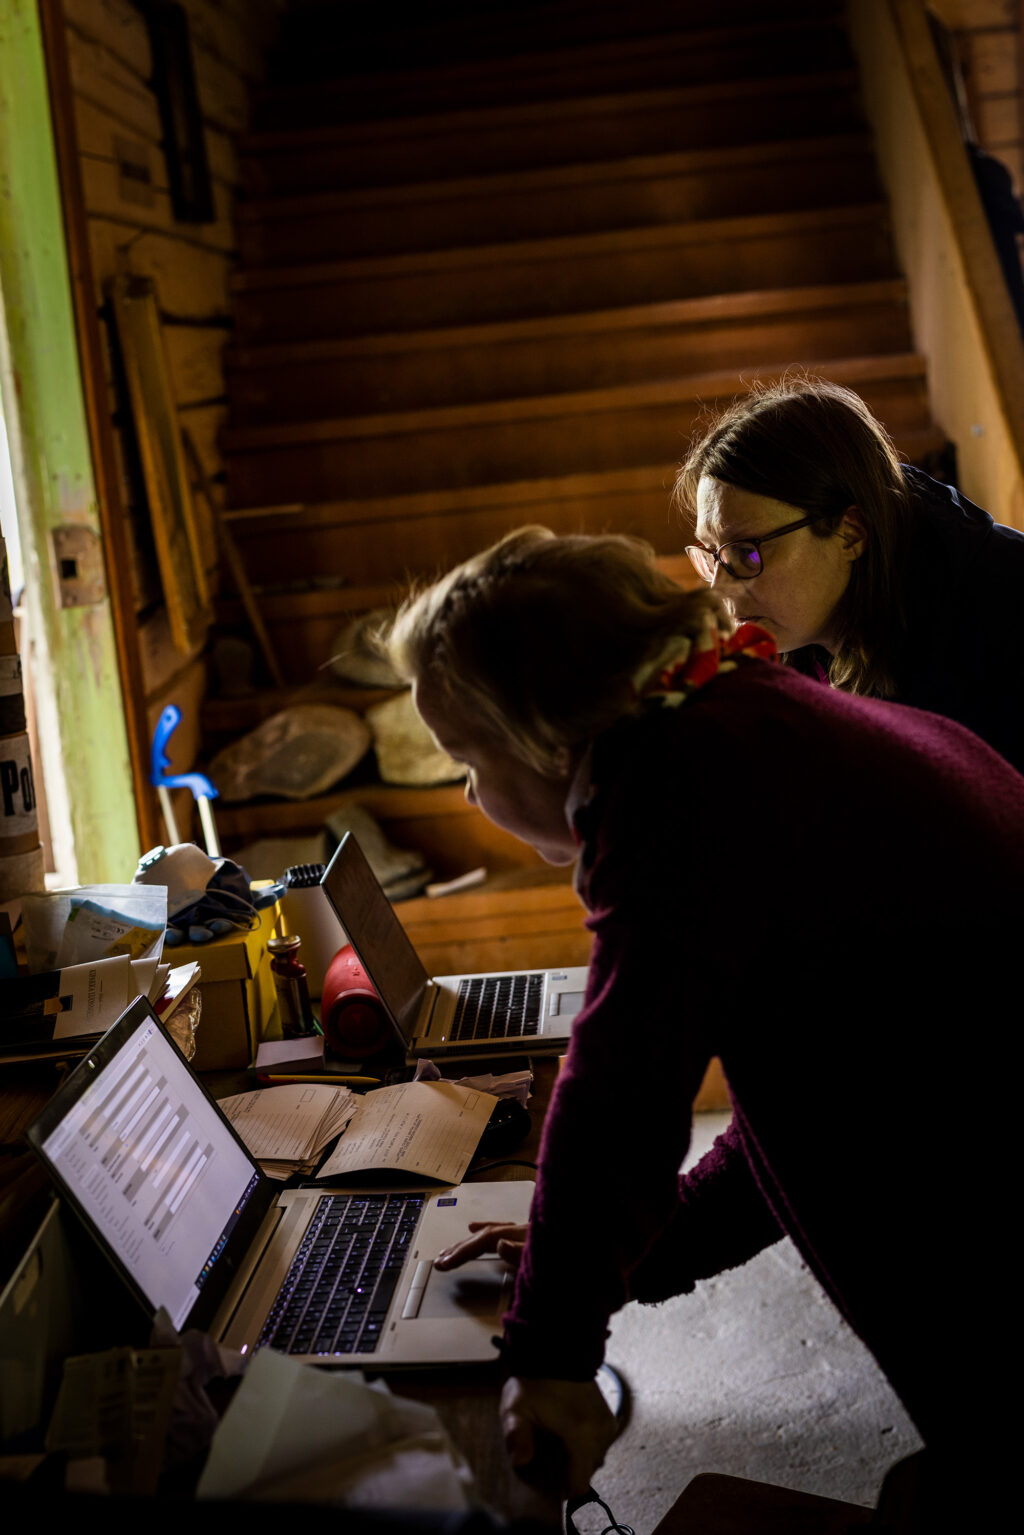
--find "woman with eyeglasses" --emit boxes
[386,525,1023,1510]
[677,378,1024,772]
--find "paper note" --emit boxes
[318,1080,497,1184]
[0,956,138,1054]
[197,1347,475,1508]
[219,1083,357,1163]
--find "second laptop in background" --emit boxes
[321,832,589,1059]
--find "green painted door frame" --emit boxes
[0,0,140,882]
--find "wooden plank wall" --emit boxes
[58,0,280,808]
[931,0,1024,189]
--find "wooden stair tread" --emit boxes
[269,0,840,52]
[214,422,946,624]
[216,780,469,838]
[215,778,561,883]
[231,202,888,294]
[226,281,910,372]
[213,552,699,621]
[396,881,589,956]
[241,69,860,157]
[237,144,879,269]
[262,5,844,107]
[222,353,928,453]
[268,0,835,60]
[396,865,582,924]
[213,432,945,678]
[212,561,699,672]
[226,283,914,425]
[218,427,945,560]
[257,28,848,136]
[218,434,962,536]
[237,133,874,225]
[217,582,418,621]
[202,681,402,736]
[224,387,933,503]
[221,463,680,526]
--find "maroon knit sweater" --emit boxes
[502,660,1024,1447]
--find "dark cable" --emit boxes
[469,1157,538,1174]
[566,1487,635,1535]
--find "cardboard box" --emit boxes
[173,900,281,1070]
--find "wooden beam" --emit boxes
[38,0,158,853]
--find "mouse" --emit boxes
[476,1098,532,1158]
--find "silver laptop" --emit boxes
[27,998,532,1368]
[321,832,589,1058]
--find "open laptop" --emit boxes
[26,997,532,1367]
[321,832,589,1059]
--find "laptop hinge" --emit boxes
[417,979,440,1038]
[206,1201,287,1342]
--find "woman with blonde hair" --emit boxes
[676,377,1024,770]
[388,524,1023,1511]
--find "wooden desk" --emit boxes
[0,1049,562,1523]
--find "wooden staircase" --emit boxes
[214,0,943,899]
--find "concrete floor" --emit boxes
[573,1113,922,1535]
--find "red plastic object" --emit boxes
[321,945,393,1059]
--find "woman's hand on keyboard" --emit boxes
[435,1220,528,1271]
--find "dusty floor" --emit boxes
[573,1112,922,1534]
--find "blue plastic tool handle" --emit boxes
[150,704,219,801]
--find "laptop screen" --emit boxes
[320,833,430,1045]
[29,999,263,1332]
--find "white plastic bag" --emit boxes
[21,884,167,973]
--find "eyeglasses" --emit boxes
[685,511,832,583]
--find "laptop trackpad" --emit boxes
[419,1259,508,1319]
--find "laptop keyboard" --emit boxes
[451,973,544,1041]
[258,1192,425,1357]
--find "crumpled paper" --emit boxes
[149,1309,246,1472]
[196,1346,478,1510]
[413,1056,533,1106]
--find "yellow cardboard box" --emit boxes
[174,899,281,1070]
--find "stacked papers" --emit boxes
[218,1084,358,1178]
[1,956,173,1063]
[221,1079,499,1185]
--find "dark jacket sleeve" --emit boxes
[501,711,779,1378]
[500,900,713,1378]
[627,1117,785,1304]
